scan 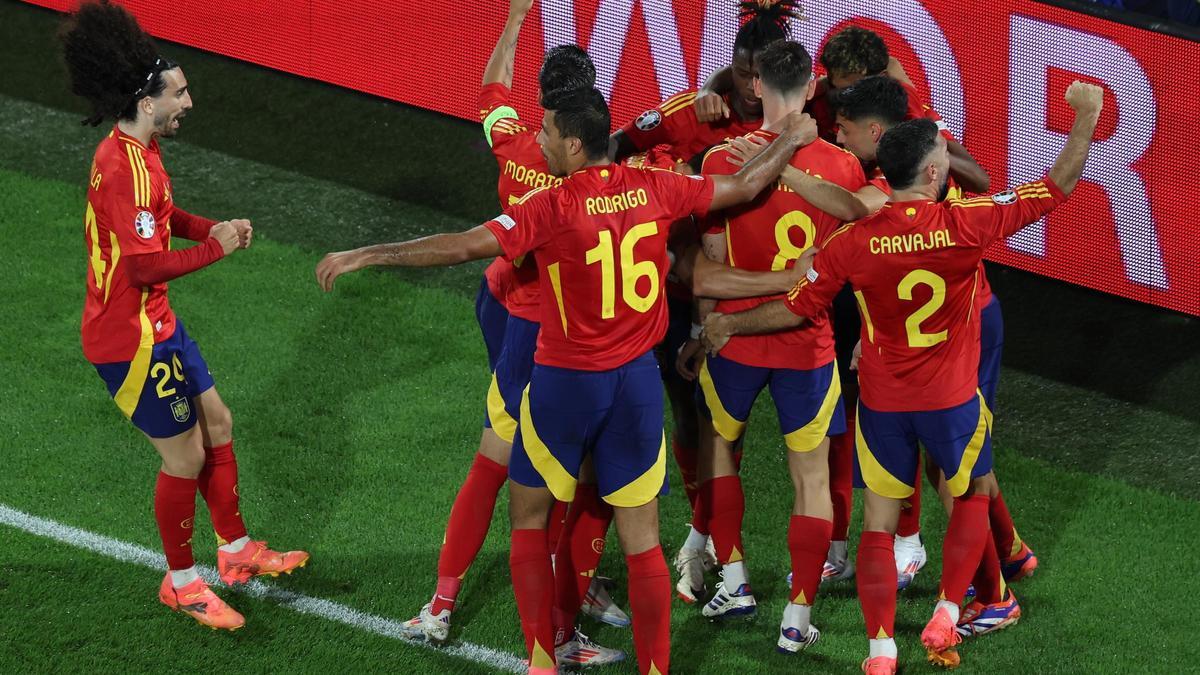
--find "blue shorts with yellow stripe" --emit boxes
[509,351,668,508]
[696,355,845,452]
[475,277,510,371]
[483,314,538,443]
[978,295,1003,412]
[93,320,214,439]
[854,393,994,499]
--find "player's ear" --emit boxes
[753,77,763,99]
[568,136,583,159]
[805,77,816,102]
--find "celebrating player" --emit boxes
[62,0,308,632]
[690,41,866,657]
[316,83,816,674]
[701,81,1102,673]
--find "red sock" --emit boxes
[940,493,991,605]
[546,500,569,552]
[705,475,745,564]
[788,515,833,605]
[671,438,699,509]
[432,453,508,613]
[972,536,1006,604]
[989,491,1021,559]
[626,547,671,675]
[896,465,922,537]
[511,528,556,669]
[856,530,896,639]
[552,485,612,634]
[155,472,198,570]
[691,478,710,536]
[197,441,247,545]
[828,427,854,541]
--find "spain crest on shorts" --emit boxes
[170,397,191,423]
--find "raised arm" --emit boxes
[779,165,886,221]
[1048,81,1103,196]
[481,0,535,88]
[707,112,817,211]
[947,139,991,193]
[316,225,502,292]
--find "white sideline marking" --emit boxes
[0,504,526,673]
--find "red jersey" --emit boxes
[484,164,715,370]
[81,127,181,363]
[621,89,762,163]
[479,83,550,322]
[622,147,696,301]
[785,178,1068,411]
[703,131,866,369]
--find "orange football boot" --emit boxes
[158,574,245,631]
[861,656,898,674]
[922,605,963,669]
[217,540,310,585]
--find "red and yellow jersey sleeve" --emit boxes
[102,147,166,257]
[785,225,855,320]
[484,185,556,263]
[621,90,702,153]
[899,80,955,142]
[947,177,1068,246]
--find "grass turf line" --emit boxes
[2,158,1200,672]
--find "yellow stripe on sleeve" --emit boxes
[483,105,520,148]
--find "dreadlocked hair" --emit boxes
[734,0,801,56]
[58,0,176,126]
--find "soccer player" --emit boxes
[61,0,308,632]
[610,0,800,604]
[760,74,1040,593]
[316,85,816,675]
[700,82,1102,673]
[689,41,866,656]
[397,3,624,663]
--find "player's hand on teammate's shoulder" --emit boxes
[724,133,769,168]
[1065,80,1103,117]
[230,219,253,249]
[701,312,733,355]
[315,249,365,292]
[781,111,818,147]
[210,221,243,256]
[694,90,730,124]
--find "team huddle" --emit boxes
[64,0,1103,673]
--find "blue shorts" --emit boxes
[93,320,215,439]
[853,393,993,499]
[475,277,510,372]
[510,351,668,508]
[483,314,539,443]
[697,354,845,453]
[978,295,1003,414]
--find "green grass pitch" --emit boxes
[0,3,1199,672]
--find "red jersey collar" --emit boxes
[113,124,160,154]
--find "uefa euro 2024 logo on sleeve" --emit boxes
[135,210,156,239]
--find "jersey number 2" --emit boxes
[897,270,948,347]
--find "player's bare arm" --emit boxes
[695,66,733,123]
[316,225,502,292]
[689,248,801,299]
[947,139,991,193]
[701,299,804,354]
[481,0,534,88]
[1048,81,1103,196]
[707,111,817,210]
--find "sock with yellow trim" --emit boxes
[552,484,612,634]
[197,441,247,544]
[437,452,507,594]
[511,528,555,671]
[989,491,1023,559]
[706,475,745,565]
[940,493,991,605]
[626,546,671,675]
[856,530,896,642]
[787,515,832,617]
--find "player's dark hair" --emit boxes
[819,26,889,78]
[733,0,800,56]
[539,44,597,107]
[58,0,177,126]
[543,87,610,160]
[832,75,908,126]
[755,40,812,96]
[876,118,939,190]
